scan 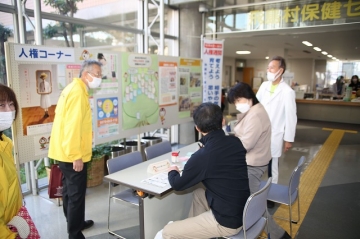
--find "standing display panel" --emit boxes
[5,43,202,164]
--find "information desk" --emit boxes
[104,143,199,239]
[296,99,360,124]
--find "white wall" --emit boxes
[223,56,236,87]
[247,58,315,89]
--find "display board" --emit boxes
[5,43,202,163]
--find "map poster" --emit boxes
[96,97,119,138]
[121,53,159,129]
[178,58,202,118]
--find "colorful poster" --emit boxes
[34,134,51,156]
[18,64,60,136]
[178,58,202,118]
[76,49,119,95]
[202,39,224,107]
[96,97,119,138]
[121,53,159,129]
[159,61,177,106]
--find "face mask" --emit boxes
[236,103,250,113]
[267,69,281,82]
[0,111,15,131]
[87,73,102,89]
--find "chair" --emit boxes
[144,140,172,160]
[106,151,143,238]
[227,177,272,239]
[260,156,306,237]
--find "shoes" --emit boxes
[280,231,292,239]
[82,220,94,230]
[43,112,49,118]
[267,200,275,208]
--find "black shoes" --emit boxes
[280,231,292,239]
[267,200,275,208]
[82,220,94,230]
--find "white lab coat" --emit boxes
[256,79,297,157]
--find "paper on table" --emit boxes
[141,172,169,188]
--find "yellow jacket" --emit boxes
[49,78,92,162]
[0,134,22,239]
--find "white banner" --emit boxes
[202,39,224,107]
[15,45,75,62]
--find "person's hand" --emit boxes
[73,159,84,172]
[168,165,180,173]
[284,141,292,152]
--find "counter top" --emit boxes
[296,99,360,106]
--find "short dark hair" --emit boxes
[79,60,102,77]
[271,56,286,74]
[227,82,259,105]
[0,84,19,119]
[351,75,359,81]
[193,102,222,133]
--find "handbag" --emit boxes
[7,205,41,239]
[48,164,63,198]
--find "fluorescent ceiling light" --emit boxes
[336,59,340,61]
[265,56,269,59]
[332,57,336,60]
[328,55,333,57]
[302,41,312,46]
[313,47,321,51]
[322,51,328,55]
[236,51,251,54]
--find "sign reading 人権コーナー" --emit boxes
[15,45,75,62]
[202,39,224,107]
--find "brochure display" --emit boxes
[5,43,202,163]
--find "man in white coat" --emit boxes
[256,56,297,186]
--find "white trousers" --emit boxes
[271,157,279,184]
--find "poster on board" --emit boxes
[121,53,159,129]
[178,58,202,118]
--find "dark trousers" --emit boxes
[268,158,272,178]
[59,162,87,239]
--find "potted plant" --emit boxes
[87,144,111,187]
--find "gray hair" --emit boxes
[79,60,102,77]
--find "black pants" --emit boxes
[268,158,272,178]
[59,162,87,239]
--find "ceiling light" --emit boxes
[336,59,340,61]
[332,57,336,60]
[327,55,333,57]
[302,41,312,46]
[265,56,269,59]
[236,51,251,54]
[322,51,328,55]
[313,47,321,51]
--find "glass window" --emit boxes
[84,30,138,53]
[0,12,14,84]
[0,0,13,5]
[25,0,138,28]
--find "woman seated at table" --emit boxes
[226,82,291,239]
[349,75,360,92]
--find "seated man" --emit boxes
[162,102,250,239]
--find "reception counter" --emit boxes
[296,99,360,124]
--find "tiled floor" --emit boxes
[23,119,360,239]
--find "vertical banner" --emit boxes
[202,39,224,107]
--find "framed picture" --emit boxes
[36,70,52,95]
[252,77,263,90]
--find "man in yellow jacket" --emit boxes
[49,60,102,239]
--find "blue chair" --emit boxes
[144,140,172,160]
[260,156,306,237]
[106,151,143,238]
[227,177,272,239]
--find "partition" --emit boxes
[5,43,202,164]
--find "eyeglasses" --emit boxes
[88,72,102,78]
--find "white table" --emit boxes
[104,143,199,239]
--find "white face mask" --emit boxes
[0,111,15,131]
[267,69,281,82]
[87,73,102,89]
[236,103,250,113]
